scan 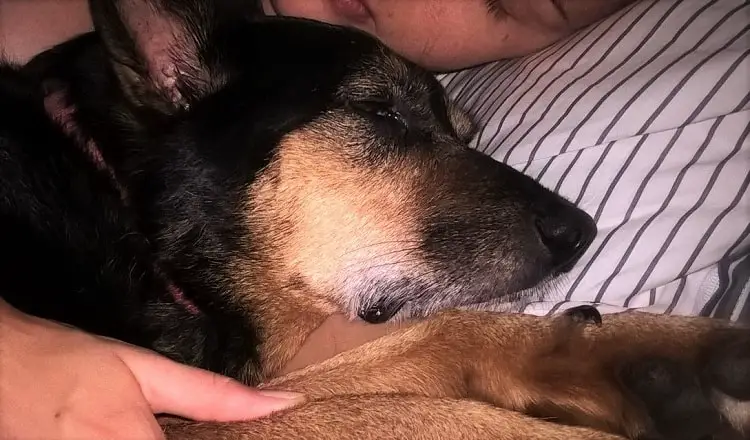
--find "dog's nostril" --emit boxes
[534,213,595,272]
[535,218,583,252]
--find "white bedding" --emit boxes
[438,0,750,320]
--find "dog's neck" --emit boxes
[233,258,339,380]
[257,293,335,379]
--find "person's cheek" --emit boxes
[371,15,504,70]
[368,5,481,69]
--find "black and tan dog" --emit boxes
[1,0,749,439]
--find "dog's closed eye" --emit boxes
[349,100,409,137]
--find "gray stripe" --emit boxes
[487,2,651,161]
[545,298,568,316]
[669,277,691,313]
[441,61,501,97]
[442,65,492,106]
[637,32,750,135]
[552,149,584,193]
[596,3,748,144]
[561,8,749,303]
[734,258,750,322]
[700,222,750,316]
[472,61,547,154]
[472,23,603,155]
[715,255,750,320]
[454,52,541,112]
[439,61,501,97]
[439,72,463,96]
[531,0,691,183]
[452,63,512,122]
[559,132,657,304]
[566,0,720,153]
[592,134,654,223]
[656,125,750,313]
[467,41,564,120]
[593,123,692,304]
[604,70,750,305]
[511,1,682,171]
[572,140,616,206]
[711,256,741,318]
[666,168,750,314]
[663,91,750,312]
[616,116,731,306]
[649,288,657,306]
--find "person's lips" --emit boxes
[263,0,278,16]
[330,0,372,23]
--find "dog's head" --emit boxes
[90,0,597,323]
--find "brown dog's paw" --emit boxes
[505,311,750,440]
[563,305,603,327]
[616,325,750,440]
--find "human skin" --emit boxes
[0,1,644,436]
[0,299,304,440]
[0,0,642,369]
[0,0,94,63]
[262,0,639,70]
[0,0,638,69]
[0,0,645,403]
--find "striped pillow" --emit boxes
[438,0,750,320]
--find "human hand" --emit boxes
[0,299,303,440]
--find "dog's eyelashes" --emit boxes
[349,100,409,135]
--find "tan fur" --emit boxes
[77,2,748,438]
[270,126,424,300]
[232,120,441,377]
[198,111,750,439]
[159,310,747,440]
[163,395,623,440]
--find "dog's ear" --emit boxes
[89,0,227,113]
[446,101,477,144]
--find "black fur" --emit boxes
[0,2,598,382]
[0,57,261,376]
[2,3,750,439]
[0,14,446,381]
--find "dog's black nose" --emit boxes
[534,206,597,273]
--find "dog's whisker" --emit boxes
[341,246,424,270]
[349,257,432,275]
[340,240,423,257]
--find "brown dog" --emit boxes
[158,309,750,440]
[1,0,749,439]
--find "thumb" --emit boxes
[114,343,305,421]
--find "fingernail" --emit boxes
[258,390,305,401]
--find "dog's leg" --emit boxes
[257,308,749,439]
[161,395,624,440]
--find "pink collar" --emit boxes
[44,90,200,316]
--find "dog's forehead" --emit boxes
[338,50,437,103]
[219,19,440,108]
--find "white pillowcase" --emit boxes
[438,0,750,320]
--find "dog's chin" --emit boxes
[455,274,567,315]
[348,273,560,324]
